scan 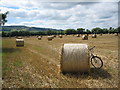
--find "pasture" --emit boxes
[2,34,118,88]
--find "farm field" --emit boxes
[2,34,118,88]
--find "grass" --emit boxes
[2,34,118,88]
[13,60,23,67]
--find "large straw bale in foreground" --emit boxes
[16,38,24,47]
[60,44,90,73]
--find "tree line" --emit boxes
[1,26,120,37]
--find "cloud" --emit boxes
[0,1,118,30]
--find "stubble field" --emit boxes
[2,34,119,88]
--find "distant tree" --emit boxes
[77,28,85,34]
[117,26,120,33]
[86,29,91,34]
[64,29,76,35]
[46,30,57,35]
[102,28,108,34]
[0,11,9,26]
[91,27,102,34]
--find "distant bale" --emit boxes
[17,37,22,39]
[16,38,24,47]
[47,36,53,41]
[76,34,80,37]
[60,44,90,73]
[115,33,118,36]
[38,36,42,40]
[51,35,56,38]
[58,35,63,38]
[82,35,88,40]
[53,35,56,37]
[15,36,18,38]
[92,34,97,38]
[99,34,102,36]
[65,34,67,36]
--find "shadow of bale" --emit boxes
[89,68,112,79]
[2,48,21,53]
[62,68,111,79]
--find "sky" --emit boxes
[0,0,119,30]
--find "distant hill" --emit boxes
[1,25,63,31]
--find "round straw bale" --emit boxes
[16,38,24,47]
[59,35,63,38]
[82,35,88,40]
[17,37,22,39]
[38,36,42,40]
[76,34,80,37]
[53,35,56,37]
[60,44,90,73]
[115,33,118,36]
[92,34,97,38]
[51,35,55,39]
[47,36,53,41]
[99,34,102,36]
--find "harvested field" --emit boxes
[2,34,118,88]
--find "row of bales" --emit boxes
[15,33,118,74]
[15,36,91,73]
[75,34,97,40]
[36,34,98,41]
[37,35,63,41]
[15,33,117,47]
[15,33,112,47]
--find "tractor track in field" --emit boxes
[25,40,60,66]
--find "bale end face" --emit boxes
[76,34,80,37]
[38,36,42,40]
[60,44,90,73]
[92,34,97,38]
[82,35,88,40]
[47,36,53,41]
[38,38,41,40]
[59,35,63,38]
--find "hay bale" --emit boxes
[16,38,24,47]
[38,36,42,40]
[60,44,90,73]
[47,36,53,41]
[53,35,56,37]
[92,34,97,38]
[115,33,118,36]
[99,34,102,36]
[17,37,22,39]
[59,35,63,38]
[82,35,88,40]
[76,34,80,37]
[65,34,67,36]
